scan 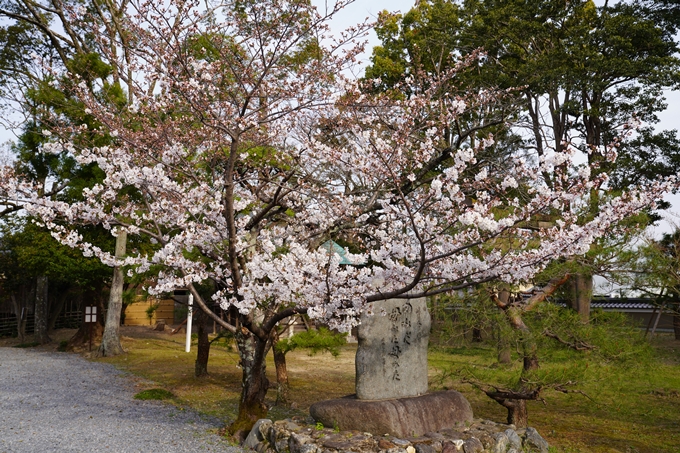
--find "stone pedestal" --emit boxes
[309,391,473,438]
[311,298,473,437]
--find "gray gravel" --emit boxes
[0,347,245,453]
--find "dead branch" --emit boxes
[543,329,596,351]
[461,376,542,401]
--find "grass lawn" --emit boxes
[428,339,680,453]
[59,326,680,452]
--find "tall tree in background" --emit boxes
[0,0,139,353]
[0,218,111,343]
[366,0,680,320]
[464,0,680,319]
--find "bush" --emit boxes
[134,388,175,400]
[275,327,347,357]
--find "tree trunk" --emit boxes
[48,286,70,331]
[229,330,271,439]
[523,353,539,371]
[68,289,105,349]
[34,275,51,344]
[272,335,290,406]
[495,323,511,365]
[568,273,592,322]
[503,398,528,428]
[472,327,482,342]
[673,308,680,341]
[195,309,210,377]
[10,293,26,343]
[94,231,127,358]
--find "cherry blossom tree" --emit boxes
[1,0,676,435]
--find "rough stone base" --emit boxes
[309,391,473,438]
[244,417,550,453]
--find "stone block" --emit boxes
[290,433,317,453]
[415,444,435,453]
[523,427,549,453]
[378,439,396,450]
[462,438,483,453]
[245,419,273,449]
[309,391,472,438]
[491,432,508,453]
[441,440,463,453]
[504,429,522,451]
[356,298,431,400]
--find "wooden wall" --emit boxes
[124,298,175,326]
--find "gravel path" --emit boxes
[0,347,245,453]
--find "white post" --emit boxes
[185,293,193,353]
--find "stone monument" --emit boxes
[310,298,473,437]
[355,298,430,400]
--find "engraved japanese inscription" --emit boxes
[355,298,431,400]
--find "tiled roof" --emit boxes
[591,301,655,310]
[553,298,664,310]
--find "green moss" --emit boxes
[13,342,40,348]
[134,388,175,400]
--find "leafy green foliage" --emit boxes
[133,388,175,401]
[365,0,462,92]
[0,218,112,291]
[12,341,40,348]
[145,302,160,324]
[433,291,653,400]
[275,327,347,357]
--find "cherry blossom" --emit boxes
[0,0,676,431]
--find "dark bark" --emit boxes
[472,327,482,342]
[48,285,70,331]
[673,308,680,341]
[485,387,539,428]
[272,333,290,406]
[195,309,211,377]
[94,231,126,358]
[229,329,271,440]
[504,398,528,427]
[34,275,51,344]
[10,293,27,343]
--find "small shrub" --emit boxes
[13,342,40,348]
[145,302,160,325]
[275,327,347,357]
[134,388,175,400]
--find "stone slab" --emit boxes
[309,391,473,438]
[356,298,431,400]
[244,419,272,449]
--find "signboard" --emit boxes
[85,306,97,323]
